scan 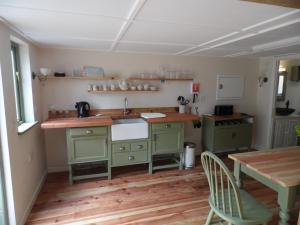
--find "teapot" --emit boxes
[118,79,129,90]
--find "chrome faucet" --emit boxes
[123,97,128,116]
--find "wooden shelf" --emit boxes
[38,75,119,81]
[128,77,193,81]
[88,89,159,94]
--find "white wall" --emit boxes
[38,48,260,171]
[0,21,46,225]
[276,59,300,113]
[254,57,277,149]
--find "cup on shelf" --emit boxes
[88,84,93,91]
[143,84,149,90]
[103,84,107,91]
[110,84,116,91]
[92,85,99,91]
[137,84,143,91]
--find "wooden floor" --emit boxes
[26,157,300,225]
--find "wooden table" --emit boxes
[229,147,300,225]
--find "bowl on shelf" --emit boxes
[130,86,137,91]
[150,86,157,91]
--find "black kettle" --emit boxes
[75,101,90,118]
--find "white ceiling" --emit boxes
[0,0,300,57]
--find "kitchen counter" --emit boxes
[41,116,113,129]
[145,113,200,123]
[41,113,201,129]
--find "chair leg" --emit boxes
[205,209,214,225]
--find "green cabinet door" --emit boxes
[214,128,235,150]
[234,124,252,147]
[68,135,108,163]
[152,130,183,154]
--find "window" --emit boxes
[276,71,287,102]
[10,42,25,125]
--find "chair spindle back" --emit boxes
[201,151,244,219]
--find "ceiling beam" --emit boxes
[176,10,300,55]
[242,0,300,9]
[110,0,147,51]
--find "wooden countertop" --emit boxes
[204,113,254,121]
[41,116,113,129]
[145,113,200,123]
[41,113,201,129]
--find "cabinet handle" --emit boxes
[86,130,93,134]
[165,124,171,128]
[128,155,135,160]
[119,146,125,151]
[137,145,143,149]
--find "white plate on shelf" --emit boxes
[140,113,166,119]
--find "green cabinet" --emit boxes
[150,122,184,173]
[66,126,111,184]
[152,130,182,154]
[111,140,149,167]
[65,121,186,183]
[202,115,253,153]
[151,122,184,154]
[68,135,108,163]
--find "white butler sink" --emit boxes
[111,118,148,141]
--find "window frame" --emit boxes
[11,41,25,126]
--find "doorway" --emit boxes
[271,57,300,148]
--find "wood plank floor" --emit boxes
[26,157,300,225]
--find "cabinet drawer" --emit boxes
[130,141,148,151]
[152,122,182,131]
[112,143,130,153]
[112,151,148,166]
[70,127,107,137]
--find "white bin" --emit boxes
[184,142,196,169]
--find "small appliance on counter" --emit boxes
[75,101,90,118]
[214,105,233,116]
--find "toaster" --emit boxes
[214,105,233,116]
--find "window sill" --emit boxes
[18,121,39,135]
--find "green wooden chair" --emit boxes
[201,151,273,225]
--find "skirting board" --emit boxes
[18,170,47,225]
[48,165,69,173]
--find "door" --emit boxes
[69,135,108,163]
[152,130,183,154]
